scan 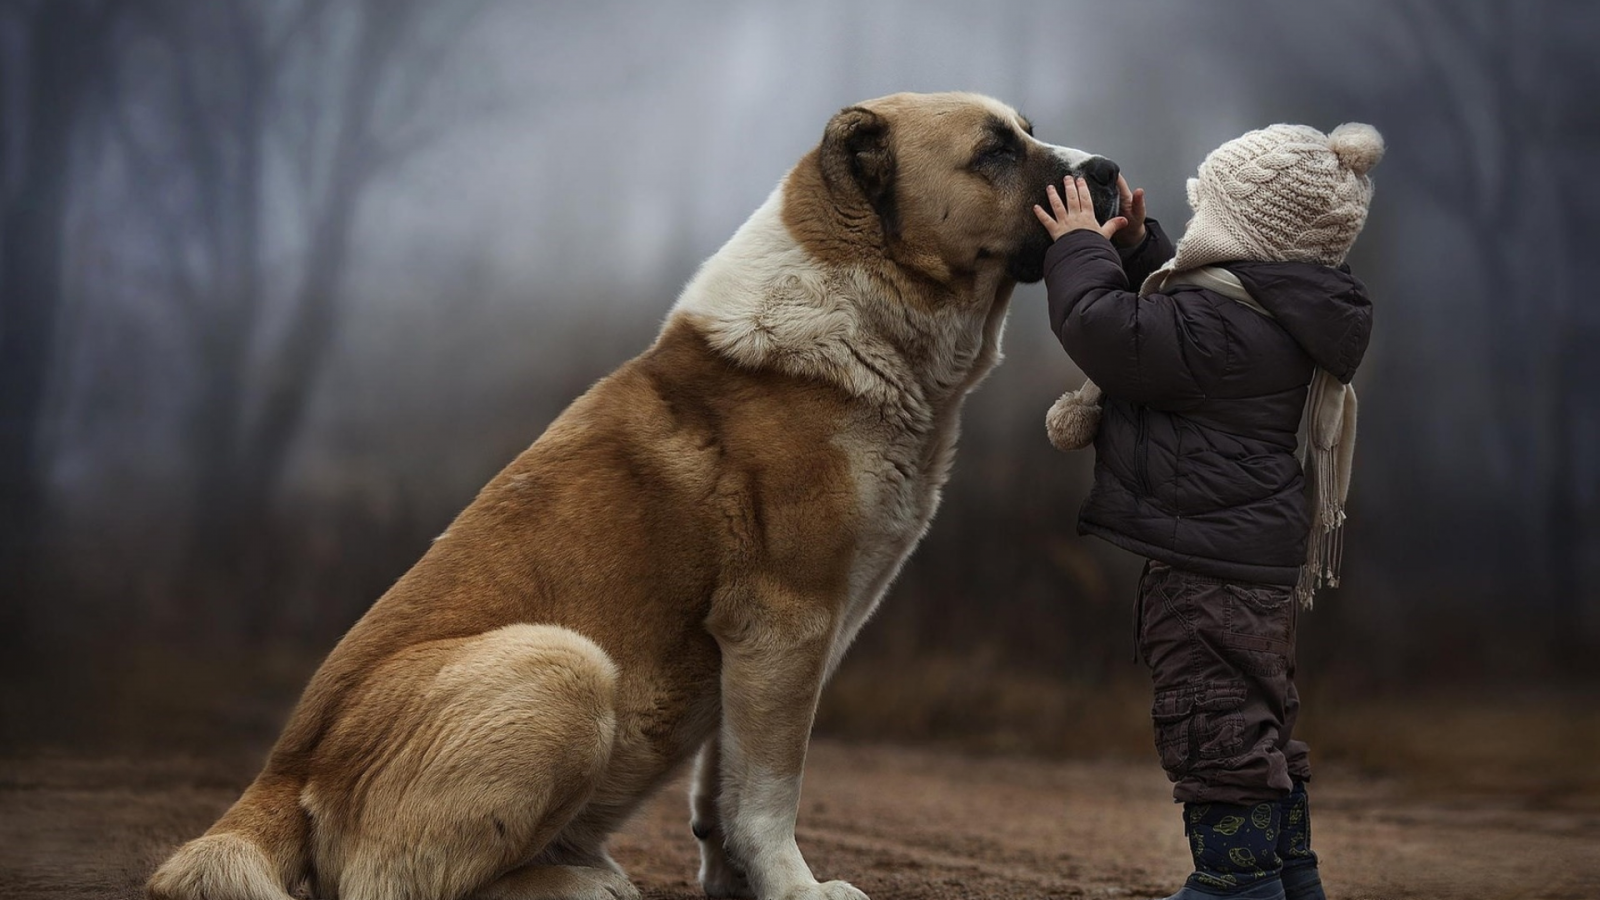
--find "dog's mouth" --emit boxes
[1007,226,1055,284]
[1008,155,1123,284]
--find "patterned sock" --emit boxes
[1183,799,1283,893]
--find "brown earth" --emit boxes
[3,739,1596,900]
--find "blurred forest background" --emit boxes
[1,0,1597,769]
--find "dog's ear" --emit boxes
[820,106,898,241]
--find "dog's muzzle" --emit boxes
[1075,156,1122,223]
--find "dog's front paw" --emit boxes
[777,880,869,900]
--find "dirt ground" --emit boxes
[3,739,1596,900]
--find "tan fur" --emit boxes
[148,92,1099,900]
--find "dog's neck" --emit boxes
[668,184,1010,421]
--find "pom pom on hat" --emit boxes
[1328,123,1384,176]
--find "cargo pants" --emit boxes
[1137,562,1311,804]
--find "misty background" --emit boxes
[2,0,1597,761]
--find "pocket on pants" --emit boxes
[1222,584,1294,676]
[1193,680,1247,760]
[1152,688,1193,774]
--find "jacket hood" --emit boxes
[1226,261,1372,382]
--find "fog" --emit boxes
[2,0,1597,752]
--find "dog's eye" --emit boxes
[976,143,1017,165]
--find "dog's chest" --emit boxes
[846,423,945,542]
[822,410,959,673]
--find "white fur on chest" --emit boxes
[670,181,1005,679]
[823,414,949,677]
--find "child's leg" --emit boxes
[1281,613,1313,789]
[1138,563,1299,804]
[1138,564,1301,897]
[1277,665,1324,900]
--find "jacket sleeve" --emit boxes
[1043,228,1208,411]
[1117,218,1175,289]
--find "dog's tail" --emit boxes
[148,773,308,900]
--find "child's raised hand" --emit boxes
[1033,176,1128,242]
[1110,175,1147,248]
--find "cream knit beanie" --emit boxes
[1170,122,1384,270]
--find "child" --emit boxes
[1031,123,1383,900]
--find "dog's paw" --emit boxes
[777,880,869,900]
[472,865,640,900]
[599,873,643,900]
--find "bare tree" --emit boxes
[0,0,125,614]
[100,0,491,640]
[1381,2,1597,659]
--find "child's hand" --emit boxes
[1033,176,1128,242]
[1110,175,1147,248]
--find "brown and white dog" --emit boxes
[148,92,1119,900]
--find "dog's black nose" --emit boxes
[1080,157,1120,187]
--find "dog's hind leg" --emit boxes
[312,624,619,900]
[461,824,641,900]
[147,773,308,900]
[466,862,641,900]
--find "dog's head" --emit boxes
[798,92,1120,288]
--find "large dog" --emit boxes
[149,92,1120,900]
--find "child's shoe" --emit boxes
[1277,782,1325,900]
[1157,800,1286,899]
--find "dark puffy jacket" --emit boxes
[1044,221,1372,585]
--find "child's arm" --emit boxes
[1036,175,1173,285]
[1034,177,1203,410]
[1116,195,1175,291]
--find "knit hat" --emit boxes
[1167,122,1384,271]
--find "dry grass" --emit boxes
[1296,687,1600,808]
[819,657,1600,810]
[9,642,1598,814]
[817,656,1153,757]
